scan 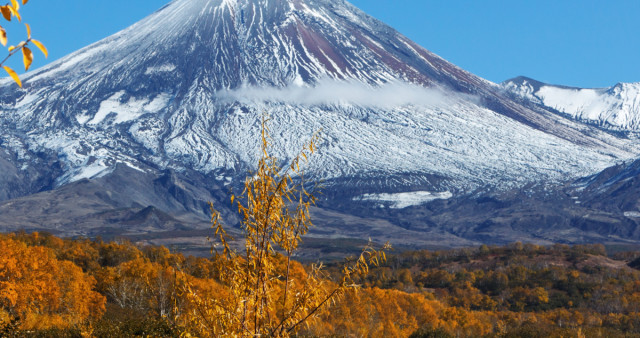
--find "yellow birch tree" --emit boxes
[179,119,389,337]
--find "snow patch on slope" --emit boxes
[357,191,453,209]
[72,161,111,181]
[624,211,640,218]
[145,64,177,74]
[87,92,170,125]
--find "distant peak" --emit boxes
[503,76,595,91]
[502,76,545,88]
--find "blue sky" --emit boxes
[7,0,639,88]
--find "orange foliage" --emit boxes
[305,287,441,337]
[0,237,105,330]
[2,232,640,336]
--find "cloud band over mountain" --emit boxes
[217,79,459,108]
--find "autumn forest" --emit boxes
[2,231,640,337]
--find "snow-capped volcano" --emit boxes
[0,0,639,247]
[2,0,635,190]
[503,76,640,131]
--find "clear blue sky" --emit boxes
[7,0,640,88]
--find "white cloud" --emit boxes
[216,79,459,108]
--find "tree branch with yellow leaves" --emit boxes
[178,119,390,337]
[0,0,47,88]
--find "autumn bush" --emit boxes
[176,120,389,337]
[0,235,105,331]
[303,287,442,337]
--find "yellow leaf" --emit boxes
[8,45,14,52]
[6,5,19,22]
[10,0,18,11]
[22,0,28,4]
[0,6,11,21]
[24,23,29,39]
[3,66,21,87]
[31,39,47,57]
[0,27,6,46]
[22,46,32,71]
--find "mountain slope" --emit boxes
[0,0,638,247]
[0,165,231,235]
[0,0,635,192]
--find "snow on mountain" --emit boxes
[0,0,637,207]
[503,76,640,131]
[357,191,453,209]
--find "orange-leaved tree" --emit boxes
[0,236,106,331]
[178,119,389,337]
[0,0,48,87]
